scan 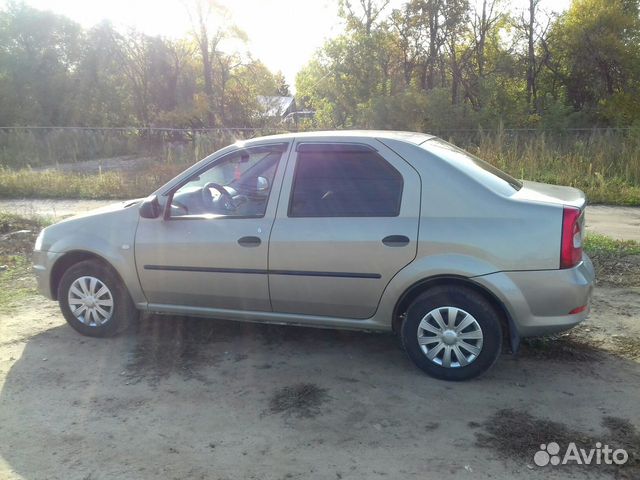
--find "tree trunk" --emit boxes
[426,1,440,90]
[197,18,215,126]
[450,38,460,104]
[526,0,538,113]
[477,0,487,78]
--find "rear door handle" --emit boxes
[238,236,261,247]
[382,235,410,247]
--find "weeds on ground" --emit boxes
[470,129,640,206]
[1,130,640,204]
[584,233,640,287]
[585,234,640,257]
[0,164,184,200]
[475,409,640,478]
[0,212,50,311]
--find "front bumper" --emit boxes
[473,254,595,339]
[33,250,61,300]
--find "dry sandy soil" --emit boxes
[0,199,116,219]
[0,287,638,480]
[586,206,640,242]
[0,200,638,479]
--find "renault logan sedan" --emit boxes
[33,131,595,380]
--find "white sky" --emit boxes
[8,0,571,90]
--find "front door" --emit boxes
[135,143,289,311]
[268,140,421,319]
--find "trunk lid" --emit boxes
[513,180,586,210]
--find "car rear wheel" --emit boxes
[400,285,502,381]
[58,260,136,337]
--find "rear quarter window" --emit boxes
[420,138,522,196]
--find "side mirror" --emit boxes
[256,176,269,192]
[139,195,162,219]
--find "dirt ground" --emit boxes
[0,199,115,219]
[586,206,640,242]
[0,286,638,480]
[0,199,639,479]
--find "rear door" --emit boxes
[268,139,421,319]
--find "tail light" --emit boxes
[560,206,583,269]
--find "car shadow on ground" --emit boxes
[0,315,639,479]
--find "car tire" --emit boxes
[58,260,137,337]
[400,285,502,381]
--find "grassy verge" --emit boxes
[0,212,51,311]
[0,164,184,200]
[584,233,640,287]
[584,233,640,256]
[468,129,640,206]
[2,160,639,204]
[1,130,640,204]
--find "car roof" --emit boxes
[241,130,435,146]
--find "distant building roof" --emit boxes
[257,96,295,117]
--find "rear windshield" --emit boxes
[420,138,522,194]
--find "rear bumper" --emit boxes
[473,254,595,338]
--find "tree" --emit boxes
[2,0,640,131]
[184,0,227,125]
[0,2,82,125]
[339,0,391,35]
[274,72,290,96]
[72,21,133,126]
[513,0,553,114]
[545,0,640,124]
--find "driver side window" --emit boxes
[170,144,286,219]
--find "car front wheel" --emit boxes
[58,260,136,337]
[400,285,503,381]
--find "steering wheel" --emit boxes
[201,182,235,212]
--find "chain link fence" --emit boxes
[0,125,638,203]
[0,127,285,169]
[0,125,638,171]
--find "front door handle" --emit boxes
[382,235,410,247]
[238,236,261,247]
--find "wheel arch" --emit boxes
[392,275,519,353]
[49,250,122,300]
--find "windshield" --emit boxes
[421,138,523,194]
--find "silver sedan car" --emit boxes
[33,131,595,380]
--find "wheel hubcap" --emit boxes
[417,306,484,368]
[67,276,114,327]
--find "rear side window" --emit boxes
[420,138,522,194]
[289,146,403,217]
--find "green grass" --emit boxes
[457,129,640,206]
[584,233,640,256]
[584,233,640,287]
[0,212,51,311]
[0,164,184,200]
[0,128,638,203]
[0,257,37,310]
[1,129,639,204]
